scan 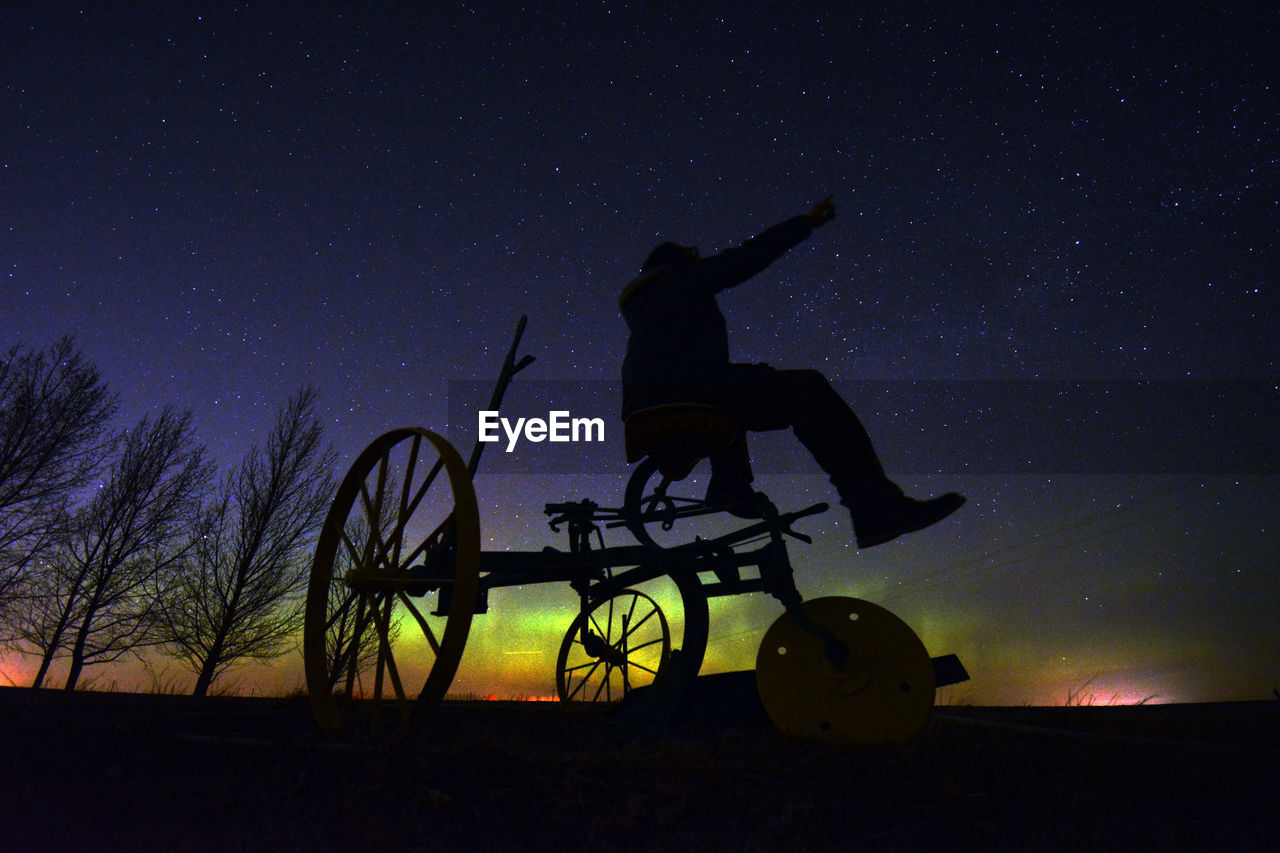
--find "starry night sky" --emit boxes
[3,2,1277,702]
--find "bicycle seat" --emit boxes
[623,403,739,481]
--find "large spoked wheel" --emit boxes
[556,589,671,702]
[304,428,480,736]
[755,597,936,745]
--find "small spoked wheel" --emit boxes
[556,589,671,703]
[303,428,479,737]
[622,456,741,550]
[622,457,672,550]
[755,597,936,744]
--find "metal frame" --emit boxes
[425,316,834,700]
[305,315,954,740]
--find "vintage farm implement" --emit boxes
[303,317,966,743]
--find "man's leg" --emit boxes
[721,366,896,500]
[715,366,963,547]
[703,432,772,517]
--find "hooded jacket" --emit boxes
[619,214,814,416]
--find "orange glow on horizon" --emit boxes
[0,655,32,688]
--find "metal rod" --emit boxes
[466,314,536,479]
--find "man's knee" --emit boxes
[779,368,835,397]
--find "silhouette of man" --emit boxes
[619,196,963,548]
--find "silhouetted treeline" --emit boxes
[1,337,335,694]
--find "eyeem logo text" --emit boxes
[478,410,605,452]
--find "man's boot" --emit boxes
[839,475,965,549]
[848,490,966,549]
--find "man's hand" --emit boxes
[807,195,836,228]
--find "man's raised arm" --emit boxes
[701,196,837,293]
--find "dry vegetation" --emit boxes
[1,685,1277,851]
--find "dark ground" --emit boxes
[1,682,1276,852]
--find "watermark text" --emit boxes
[478,410,605,452]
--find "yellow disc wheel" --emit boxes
[304,428,479,736]
[755,597,935,744]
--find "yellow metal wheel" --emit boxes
[755,597,935,744]
[304,428,479,736]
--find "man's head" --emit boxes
[642,241,700,271]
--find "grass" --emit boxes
[0,687,1275,850]
[1064,674,1160,707]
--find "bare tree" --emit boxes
[18,408,209,689]
[157,388,335,697]
[0,338,115,630]
[317,516,399,695]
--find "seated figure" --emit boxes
[618,196,963,548]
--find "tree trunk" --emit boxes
[63,653,84,691]
[30,611,73,689]
[191,664,214,698]
[31,648,55,689]
[30,580,84,688]
[63,615,93,690]
[191,634,225,698]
